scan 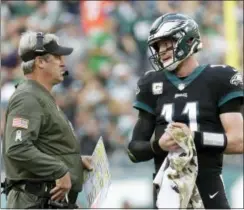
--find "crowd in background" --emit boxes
[1,0,243,168]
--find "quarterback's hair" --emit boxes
[18,31,59,74]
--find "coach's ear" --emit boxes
[35,55,49,70]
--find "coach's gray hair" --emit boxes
[18,31,59,75]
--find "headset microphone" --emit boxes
[62,68,69,76]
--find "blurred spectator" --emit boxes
[26,1,62,32]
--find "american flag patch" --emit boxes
[12,117,29,129]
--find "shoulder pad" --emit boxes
[208,64,238,72]
[144,69,156,76]
[207,64,240,78]
[208,64,243,86]
[138,70,158,86]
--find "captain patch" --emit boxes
[12,117,29,129]
[152,82,163,95]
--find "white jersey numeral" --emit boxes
[161,103,174,123]
[182,102,198,131]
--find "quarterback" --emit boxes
[128,13,243,209]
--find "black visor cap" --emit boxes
[20,40,73,62]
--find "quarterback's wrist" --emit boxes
[151,140,165,154]
[193,131,227,152]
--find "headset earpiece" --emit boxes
[35,32,45,52]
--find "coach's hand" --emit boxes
[50,171,71,201]
[81,156,93,171]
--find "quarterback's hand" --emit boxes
[50,171,71,201]
[81,156,93,171]
[158,129,180,152]
[171,122,193,137]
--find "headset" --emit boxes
[35,32,46,53]
[34,32,68,76]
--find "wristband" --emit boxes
[194,131,227,152]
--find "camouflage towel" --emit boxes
[153,124,205,209]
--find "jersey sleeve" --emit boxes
[5,93,68,179]
[215,65,244,107]
[133,72,158,115]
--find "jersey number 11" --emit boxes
[161,102,198,131]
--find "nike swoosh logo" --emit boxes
[209,191,219,199]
